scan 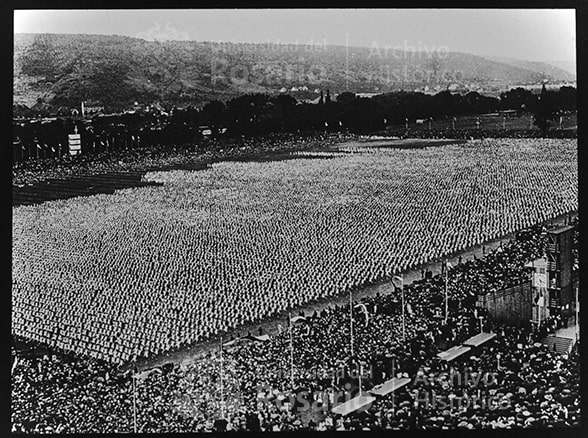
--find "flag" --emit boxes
[536,290,545,307]
[290,316,307,324]
[223,338,240,347]
[133,367,161,382]
[354,303,369,327]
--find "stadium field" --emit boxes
[12,138,578,365]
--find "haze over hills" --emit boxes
[545,61,576,76]
[13,33,576,111]
[485,56,576,82]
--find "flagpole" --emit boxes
[358,362,362,396]
[289,312,294,387]
[132,365,137,433]
[444,259,449,325]
[350,289,354,358]
[220,336,225,419]
[391,357,395,418]
[576,287,579,341]
[401,274,405,342]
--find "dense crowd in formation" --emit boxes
[12,132,341,186]
[12,224,580,432]
[12,138,577,364]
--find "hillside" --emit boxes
[486,56,576,82]
[13,33,575,110]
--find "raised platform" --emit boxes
[436,345,472,362]
[543,323,578,355]
[463,332,496,348]
[370,377,411,397]
[331,394,376,416]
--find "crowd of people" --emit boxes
[12,222,580,432]
[385,128,577,140]
[12,138,577,365]
[340,323,580,430]
[13,132,343,187]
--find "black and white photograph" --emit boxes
[11,7,581,434]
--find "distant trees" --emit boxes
[551,86,576,112]
[499,87,537,112]
[534,83,554,136]
[13,85,577,158]
[201,101,227,136]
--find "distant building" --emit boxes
[82,101,104,116]
[498,109,519,117]
[478,224,576,326]
[476,282,533,326]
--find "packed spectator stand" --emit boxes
[11,221,580,432]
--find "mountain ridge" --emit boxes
[14,33,576,110]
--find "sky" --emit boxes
[14,9,576,63]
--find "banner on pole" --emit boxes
[68,134,81,156]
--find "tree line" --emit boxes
[13,86,576,162]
